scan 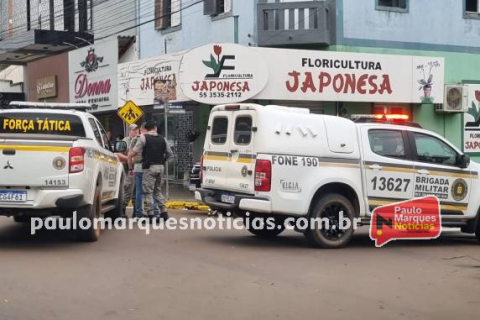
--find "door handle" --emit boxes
[417,169,430,175]
[230,149,238,154]
[369,164,382,171]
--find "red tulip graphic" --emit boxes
[475,90,480,102]
[214,45,222,57]
[214,45,222,63]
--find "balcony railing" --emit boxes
[257,1,331,47]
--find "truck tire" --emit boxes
[13,216,31,223]
[76,186,101,242]
[305,193,355,249]
[475,218,480,243]
[106,176,125,221]
[246,215,285,238]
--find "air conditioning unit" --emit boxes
[436,85,468,113]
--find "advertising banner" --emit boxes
[69,39,118,112]
[464,84,480,153]
[118,52,186,106]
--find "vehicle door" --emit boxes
[202,111,231,190]
[409,131,472,215]
[87,119,114,201]
[225,110,256,195]
[361,127,415,214]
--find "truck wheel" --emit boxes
[246,216,285,238]
[475,219,480,243]
[13,216,31,223]
[106,176,125,221]
[76,187,101,242]
[305,194,355,249]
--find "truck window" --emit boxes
[413,133,457,166]
[369,130,406,159]
[0,112,86,137]
[211,117,228,144]
[88,119,104,147]
[95,120,112,151]
[234,116,252,145]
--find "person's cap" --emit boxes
[128,124,138,131]
[144,120,157,130]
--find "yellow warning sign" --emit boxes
[117,101,144,125]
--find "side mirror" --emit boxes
[114,141,128,153]
[459,154,470,169]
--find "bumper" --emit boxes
[0,189,86,210]
[195,188,272,213]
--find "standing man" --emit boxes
[130,120,173,221]
[116,124,139,217]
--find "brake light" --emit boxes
[255,159,271,192]
[69,147,85,173]
[199,155,204,184]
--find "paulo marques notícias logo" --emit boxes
[80,48,104,73]
[202,45,235,78]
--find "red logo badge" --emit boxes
[370,196,441,247]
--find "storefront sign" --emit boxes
[36,76,57,99]
[118,52,185,106]
[179,44,268,104]
[255,48,444,104]
[464,84,480,153]
[69,39,118,111]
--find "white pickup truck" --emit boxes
[0,102,125,241]
[196,104,480,248]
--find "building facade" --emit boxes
[133,0,480,163]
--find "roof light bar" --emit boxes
[8,101,96,111]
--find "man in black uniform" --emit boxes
[130,120,173,221]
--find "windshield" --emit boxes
[0,112,86,137]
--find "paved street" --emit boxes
[0,210,479,320]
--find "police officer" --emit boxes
[116,124,139,217]
[130,120,173,221]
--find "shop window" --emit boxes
[376,0,408,12]
[234,116,252,145]
[204,0,232,16]
[369,130,406,159]
[155,0,181,30]
[211,117,228,144]
[413,133,458,166]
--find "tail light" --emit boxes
[199,155,204,184]
[69,147,85,173]
[254,159,271,192]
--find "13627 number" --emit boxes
[371,177,410,192]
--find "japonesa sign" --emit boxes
[463,84,480,153]
[177,44,444,104]
[118,51,187,106]
[180,44,268,104]
[68,39,118,112]
[255,47,444,104]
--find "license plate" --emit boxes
[221,193,235,204]
[0,191,27,202]
[189,184,197,191]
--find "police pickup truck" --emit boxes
[0,102,126,241]
[195,104,480,248]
